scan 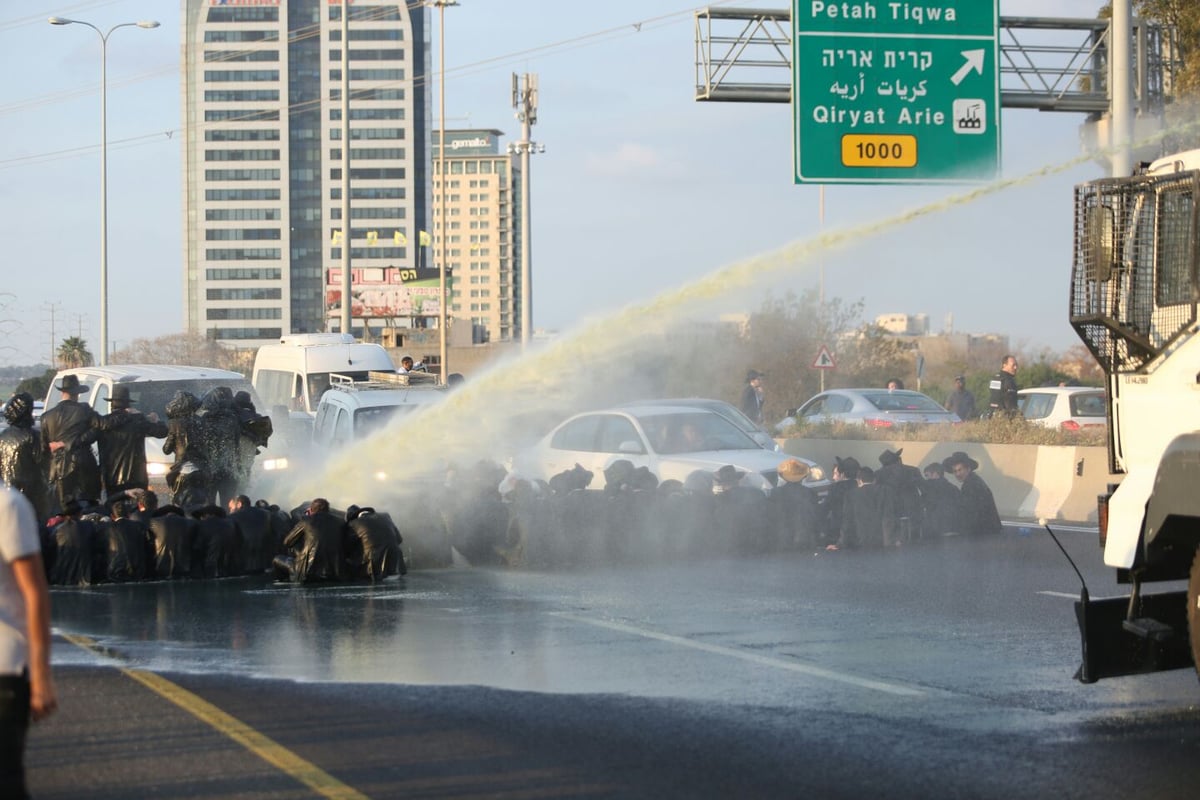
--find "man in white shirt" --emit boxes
[0,485,56,798]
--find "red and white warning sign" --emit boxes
[812,345,836,370]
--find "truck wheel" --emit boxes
[1190,546,1200,681]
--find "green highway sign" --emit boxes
[793,1,1001,184]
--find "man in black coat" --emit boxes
[95,384,169,499]
[833,466,897,549]
[227,494,275,575]
[163,391,209,508]
[146,504,197,580]
[920,463,963,539]
[100,495,150,582]
[191,504,243,579]
[876,448,924,544]
[274,497,346,583]
[0,392,50,523]
[344,505,405,580]
[943,451,1003,536]
[46,500,99,586]
[772,458,820,550]
[40,374,101,513]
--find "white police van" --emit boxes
[251,333,397,420]
[311,370,445,452]
[43,365,289,493]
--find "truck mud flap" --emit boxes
[1075,590,1193,682]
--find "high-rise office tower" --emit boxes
[182,0,430,345]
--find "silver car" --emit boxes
[777,388,961,431]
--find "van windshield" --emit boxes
[354,404,418,438]
[309,372,375,408]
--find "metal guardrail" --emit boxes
[694,8,1177,115]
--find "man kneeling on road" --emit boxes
[273,498,346,583]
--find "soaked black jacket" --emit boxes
[345,511,405,580]
[95,410,168,496]
[0,425,50,522]
[283,511,346,583]
[230,505,275,575]
[147,510,197,579]
[47,517,100,586]
[102,517,150,582]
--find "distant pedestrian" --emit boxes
[740,370,765,425]
[987,355,1020,418]
[945,375,977,421]
[942,451,1003,536]
[886,378,905,391]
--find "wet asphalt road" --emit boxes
[25,528,1200,799]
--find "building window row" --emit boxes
[328,68,406,81]
[210,327,284,341]
[205,228,281,241]
[329,168,405,181]
[329,127,405,141]
[205,248,282,261]
[329,6,403,22]
[206,129,280,142]
[205,168,280,181]
[330,147,405,161]
[205,149,280,162]
[328,49,405,62]
[329,207,406,220]
[205,109,279,122]
[206,307,282,321]
[206,288,282,301]
[204,89,280,103]
[206,208,281,222]
[206,268,282,280]
[329,108,404,121]
[206,188,281,202]
[204,50,279,63]
[330,187,405,200]
[204,30,278,43]
[204,70,279,82]
[329,29,404,42]
[330,87,405,102]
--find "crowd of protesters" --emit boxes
[41,490,406,587]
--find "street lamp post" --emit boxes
[430,0,458,382]
[49,16,159,366]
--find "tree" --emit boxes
[109,332,252,374]
[14,369,54,401]
[56,337,92,369]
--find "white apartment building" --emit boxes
[433,129,522,342]
[181,0,431,346]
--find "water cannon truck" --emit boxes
[1070,148,1200,683]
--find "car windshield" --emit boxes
[859,391,946,413]
[354,404,417,438]
[640,411,757,454]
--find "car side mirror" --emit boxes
[617,440,645,455]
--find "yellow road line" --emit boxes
[62,633,369,800]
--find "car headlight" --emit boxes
[261,457,289,471]
[147,462,169,477]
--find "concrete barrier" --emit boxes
[778,439,1114,524]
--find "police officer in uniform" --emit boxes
[987,355,1020,418]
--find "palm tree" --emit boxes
[57,336,93,369]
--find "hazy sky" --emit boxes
[0,0,1115,368]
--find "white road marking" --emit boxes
[551,612,926,697]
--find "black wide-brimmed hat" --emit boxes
[879,448,903,466]
[713,464,746,485]
[942,451,980,472]
[106,384,136,407]
[55,374,89,395]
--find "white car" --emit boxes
[311,370,445,451]
[512,404,827,494]
[1018,387,1106,431]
